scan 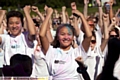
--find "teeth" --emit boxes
[63,40,69,42]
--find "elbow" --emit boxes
[39,32,46,38]
[87,34,92,39]
[29,32,36,36]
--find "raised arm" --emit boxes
[72,15,80,37]
[46,20,54,43]
[32,6,45,22]
[83,0,89,19]
[100,13,109,52]
[0,10,6,44]
[75,57,91,80]
[0,10,6,27]
[72,10,92,52]
[108,17,117,32]
[39,8,53,54]
[61,6,67,24]
[115,9,120,17]
[96,0,103,31]
[23,5,36,41]
[109,0,114,20]
[71,2,80,37]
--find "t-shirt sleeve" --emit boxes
[23,32,34,48]
[98,45,108,58]
[45,45,55,63]
[0,34,7,46]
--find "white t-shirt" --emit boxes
[31,40,49,78]
[84,46,105,80]
[76,24,102,47]
[0,48,4,67]
[45,45,90,80]
[0,32,34,65]
[50,29,56,39]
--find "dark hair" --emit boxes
[92,31,96,40]
[51,24,75,48]
[10,54,32,76]
[109,28,119,38]
[33,19,39,27]
[6,11,24,27]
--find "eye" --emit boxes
[68,33,73,36]
[9,22,13,25]
[16,22,20,25]
[60,33,65,36]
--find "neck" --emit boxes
[10,32,22,38]
[60,45,71,51]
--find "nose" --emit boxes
[12,23,17,27]
[64,34,71,40]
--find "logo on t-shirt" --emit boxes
[54,60,66,64]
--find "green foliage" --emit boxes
[0,0,120,15]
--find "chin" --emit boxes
[12,32,20,36]
[62,44,72,48]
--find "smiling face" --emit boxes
[57,26,74,50]
[8,17,22,36]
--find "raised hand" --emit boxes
[0,10,6,17]
[72,9,81,17]
[54,9,58,14]
[84,0,89,5]
[75,57,83,65]
[109,0,114,6]
[44,5,48,12]
[111,17,117,25]
[96,0,101,6]
[23,5,31,14]
[0,10,6,26]
[31,6,39,13]
[62,6,66,12]
[46,7,53,16]
[118,8,120,12]
[103,13,109,22]
[71,2,77,10]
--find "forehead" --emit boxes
[59,26,72,32]
[88,20,94,24]
[8,17,21,22]
[110,31,117,35]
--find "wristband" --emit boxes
[77,66,87,73]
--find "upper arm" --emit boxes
[82,37,91,52]
[40,36,50,55]
[0,36,2,45]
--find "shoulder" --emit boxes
[0,34,10,40]
[21,31,34,48]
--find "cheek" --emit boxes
[58,35,73,41]
[17,23,22,28]
[68,35,73,39]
